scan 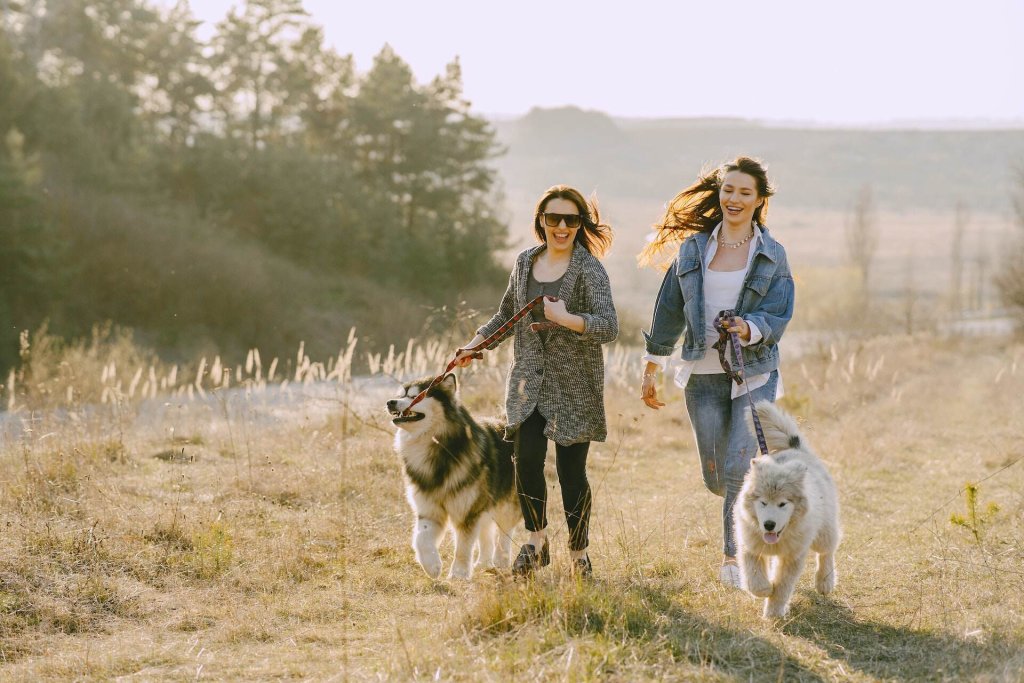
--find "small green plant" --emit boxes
[191,520,234,578]
[950,482,1000,543]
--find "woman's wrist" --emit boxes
[547,308,567,325]
[462,334,486,351]
[556,312,586,333]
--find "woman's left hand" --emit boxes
[544,296,569,325]
[641,374,665,410]
[724,316,751,342]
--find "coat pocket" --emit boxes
[738,274,770,311]
[677,258,702,302]
[745,275,771,296]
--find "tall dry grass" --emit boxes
[0,326,1022,680]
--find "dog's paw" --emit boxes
[763,599,790,620]
[448,563,473,581]
[475,559,498,573]
[816,571,836,595]
[746,577,774,598]
[417,554,443,580]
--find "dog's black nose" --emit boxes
[764,520,776,531]
[386,399,399,411]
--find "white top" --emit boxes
[693,266,748,374]
[643,223,784,400]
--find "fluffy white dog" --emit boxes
[735,401,841,619]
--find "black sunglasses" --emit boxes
[540,212,582,229]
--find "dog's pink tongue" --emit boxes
[763,531,779,544]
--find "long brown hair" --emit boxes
[533,185,613,258]
[638,156,774,268]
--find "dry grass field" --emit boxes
[1,330,1022,681]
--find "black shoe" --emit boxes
[512,541,550,577]
[572,554,593,579]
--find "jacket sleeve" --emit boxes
[743,253,795,346]
[476,258,519,349]
[577,262,618,344]
[642,258,687,356]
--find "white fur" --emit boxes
[736,401,842,619]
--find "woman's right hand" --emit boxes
[454,348,480,368]
[454,335,487,367]
[641,373,665,410]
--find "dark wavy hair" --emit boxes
[638,156,775,268]
[532,185,613,258]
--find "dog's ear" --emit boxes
[440,373,457,392]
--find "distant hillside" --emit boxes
[488,107,1022,330]
[492,107,1024,212]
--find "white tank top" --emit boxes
[693,267,747,374]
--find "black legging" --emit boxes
[514,409,592,551]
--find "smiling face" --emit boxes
[385,374,458,434]
[539,197,582,257]
[747,458,807,545]
[719,170,764,230]
[386,381,428,426]
[754,488,797,545]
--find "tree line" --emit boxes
[0,0,507,373]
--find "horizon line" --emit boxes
[483,108,1024,131]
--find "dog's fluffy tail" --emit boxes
[748,400,804,452]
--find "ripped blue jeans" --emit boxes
[684,370,779,557]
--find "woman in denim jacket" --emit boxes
[638,157,794,588]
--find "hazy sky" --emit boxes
[183,0,1024,125]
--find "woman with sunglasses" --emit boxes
[455,185,617,578]
[637,157,794,588]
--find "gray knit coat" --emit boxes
[477,243,618,445]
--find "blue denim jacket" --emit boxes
[643,226,795,377]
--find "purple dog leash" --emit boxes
[713,309,770,457]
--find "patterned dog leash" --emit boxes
[402,295,560,415]
[712,308,770,457]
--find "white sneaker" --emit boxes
[719,563,742,589]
